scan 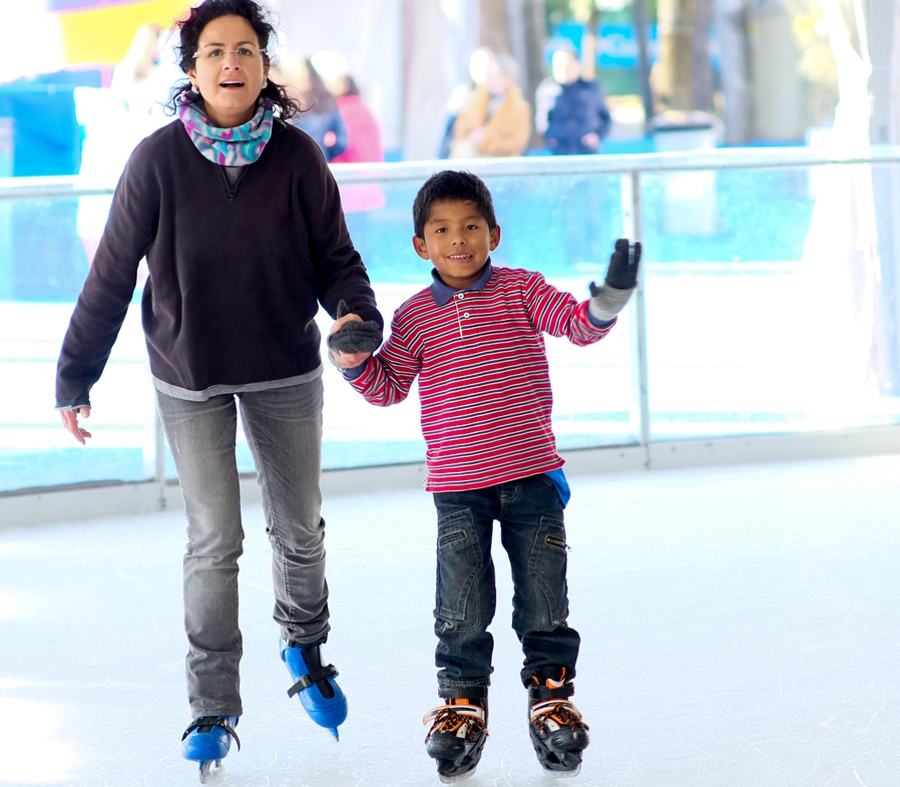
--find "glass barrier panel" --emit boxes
[10,154,898,495]
[641,162,900,439]
[1,168,640,493]
[0,195,156,493]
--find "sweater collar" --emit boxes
[430,261,493,306]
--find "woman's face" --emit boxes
[187,14,269,128]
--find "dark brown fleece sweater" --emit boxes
[56,118,382,407]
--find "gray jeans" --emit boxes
[156,378,330,718]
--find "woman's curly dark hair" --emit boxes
[166,0,301,120]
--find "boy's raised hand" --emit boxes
[588,239,642,322]
[604,238,641,290]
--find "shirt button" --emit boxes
[464,312,470,318]
[457,293,464,300]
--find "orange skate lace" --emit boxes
[423,701,487,743]
[530,700,589,734]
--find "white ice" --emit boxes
[1,455,899,786]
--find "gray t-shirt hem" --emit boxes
[152,366,324,401]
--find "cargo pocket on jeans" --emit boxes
[434,508,482,631]
[529,517,570,630]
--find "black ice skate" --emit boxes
[527,669,589,777]
[423,689,488,784]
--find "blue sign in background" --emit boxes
[553,21,719,69]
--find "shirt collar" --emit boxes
[430,260,494,306]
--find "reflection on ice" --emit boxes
[0,592,22,621]
[0,699,76,783]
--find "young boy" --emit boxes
[330,170,640,782]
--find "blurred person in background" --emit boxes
[111,22,173,121]
[311,49,386,220]
[542,44,612,155]
[56,0,383,776]
[438,46,493,158]
[312,49,384,164]
[448,52,531,159]
[76,22,177,265]
[279,54,348,161]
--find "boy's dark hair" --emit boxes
[413,170,497,239]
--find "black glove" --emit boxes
[588,239,641,322]
[593,238,641,293]
[326,300,383,356]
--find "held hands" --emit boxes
[588,238,642,322]
[327,300,383,370]
[329,314,370,369]
[60,406,92,445]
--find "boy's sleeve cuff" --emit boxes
[587,310,616,329]
[342,360,368,380]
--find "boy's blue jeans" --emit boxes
[432,473,581,695]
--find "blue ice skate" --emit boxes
[280,639,348,739]
[181,716,240,784]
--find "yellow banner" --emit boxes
[58,0,191,66]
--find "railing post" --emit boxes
[622,170,651,467]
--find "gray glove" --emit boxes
[326,300,383,358]
[588,239,642,322]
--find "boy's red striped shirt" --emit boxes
[349,266,615,492]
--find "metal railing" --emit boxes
[3,145,900,524]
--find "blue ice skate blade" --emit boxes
[280,639,348,735]
[181,717,239,762]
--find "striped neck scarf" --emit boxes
[177,94,274,166]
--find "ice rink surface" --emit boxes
[2,455,899,786]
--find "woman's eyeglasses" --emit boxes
[193,47,266,62]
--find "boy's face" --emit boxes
[413,199,501,290]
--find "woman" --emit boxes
[449,53,532,159]
[283,54,349,162]
[310,49,386,216]
[55,0,381,776]
[311,49,383,165]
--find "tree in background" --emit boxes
[717,0,838,145]
[480,0,548,140]
[865,0,898,146]
[791,0,840,127]
[520,0,885,146]
[715,0,754,143]
[653,0,715,112]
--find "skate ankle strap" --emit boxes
[182,717,241,751]
[439,686,487,702]
[287,663,339,698]
[528,680,574,703]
